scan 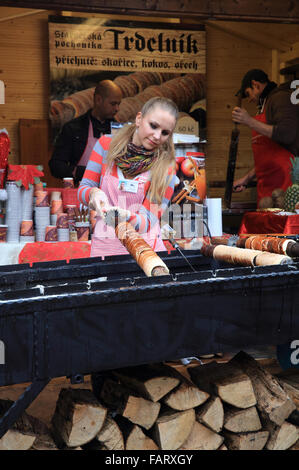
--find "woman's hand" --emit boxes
[88,187,111,218]
[104,207,131,226]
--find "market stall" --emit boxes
[1,1,299,452]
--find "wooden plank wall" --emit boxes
[1,7,299,202]
[0,8,51,167]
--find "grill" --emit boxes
[0,251,299,437]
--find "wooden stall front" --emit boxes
[1,4,299,207]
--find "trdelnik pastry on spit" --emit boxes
[104,209,169,277]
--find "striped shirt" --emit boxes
[78,135,176,234]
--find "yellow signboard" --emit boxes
[49,19,206,74]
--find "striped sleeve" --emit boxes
[78,135,111,206]
[128,166,176,234]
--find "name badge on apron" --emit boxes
[118,179,139,193]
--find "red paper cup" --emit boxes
[35,191,49,207]
[20,220,34,236]
[75,222,90,241]
[0,224,7,242]
[56,212,69,229]
[51,199,63,215]
[63,177,74,189]
[66,205,77,220]
[34,182,44,195]
[45,225,58,242]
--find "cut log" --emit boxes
[51,388,107,448]
[0,399,36,450]
[230,351,296,425]
[94,415,125,450]
[163,382,210,411]
[189,361,256,409]
[100,378,160,430]
[0,429,36,451]
[126,425,159,450]
[223,406,262,433]
[224,430,269,451]
[196,396,224,433]
[265,421,299,450]
[153,408,195,450]
[180,421,223,450]
[112,363,181,402]
[31,433,58,451]
[278,378,299,409]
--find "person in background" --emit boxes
[78,97,179,257]
[49,80,122,185]
[231,69,299,205]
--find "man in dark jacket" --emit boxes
[49,80,122,185]
[232,69,299,204]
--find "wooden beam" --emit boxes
[0,8,45,22]
[2,0,299,23]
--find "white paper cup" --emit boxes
[50,191,62,202]
[58,228,70,242]
[35,227,46,241]
[19,235,35,243]
[50,214,57,225]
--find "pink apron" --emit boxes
[90,168,166,258]
[73,119,98,177]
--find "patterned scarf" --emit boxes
[115,142,157,178]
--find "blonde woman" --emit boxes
[78,97,179,257]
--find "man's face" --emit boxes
[244,80,263,104]
[94,88,122,121]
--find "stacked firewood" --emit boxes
[1,351,299,450]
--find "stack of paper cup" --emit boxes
[20,219,35,243]
[34,182,43,205]
[66,204,77,232]
[50,199,63,225]
[45,225,58,242]
[21,186,34,220]
[35,191,50,241]
[35,191,49,207]
[50,191,62,203]
[57,213,69,241]
[75,221,90,241]
[5,181,22,243]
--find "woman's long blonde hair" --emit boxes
[107,97,178,204]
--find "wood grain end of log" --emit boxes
[51,388,107,448]
[126,425,159,450]
[265,421,299,451]
[223,430,269,451]
[153,408,195,450]
[180,421,224,451]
